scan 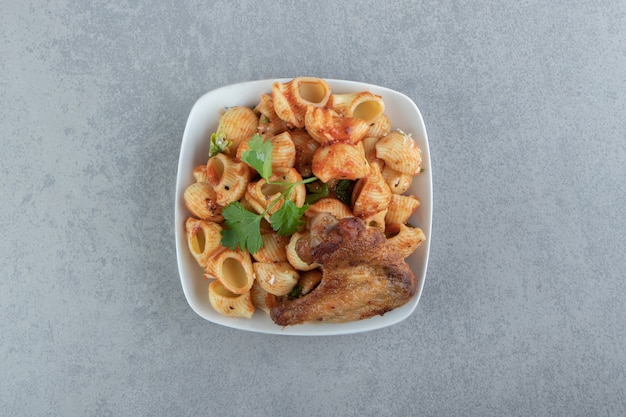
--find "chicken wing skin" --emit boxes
[270,214,417,325]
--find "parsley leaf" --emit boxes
[220,202,263,253]
[269,199,309,236]
[241,133,272,180]
[209,132,231,157]
[305,181,329,204]
[219,135,318,253]
[287,284,302,299]
[334,179,354,206]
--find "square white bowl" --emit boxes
[175,78,432,336]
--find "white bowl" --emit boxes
[175,78,432,336]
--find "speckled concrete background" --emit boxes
[1,1,625,416]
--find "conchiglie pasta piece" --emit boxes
[204,249,254,295]
[254,94,289,135]
[253,94,275,118]
[352,163,392,217]
[251,232,290,263]
[304,106,370,145]
[246,168,306,218]
[381,165,413,195]
[250,281,275,315]
[208,280,255,319]
[297,269,323,295]
[329,91,385,124]
[385,223,426,259]
[183,182,224,222]
[206,153,253,206]
[366,114,391,138]
[312,142,370,183]
[286,232,320,271]
[215,106,259,156]
[360,136,379,163]
[185,217,223,267]
[192,164,209,183]
[375,131,422,175]
[291,129,320,178]
[272,77,331,128]
[385,194,421,225]
[304,198,353,226]
[361,209,387,229]
[253,262,299,296]
[267,132,296,168]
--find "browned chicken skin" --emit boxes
[269,213,418,325]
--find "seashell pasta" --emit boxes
[304,106,370,145]
[206,153,253,206]
[253,261,299,296]
[286,231,320,271]
[185,217,224,267]
[375,131,423,175]
[208,280,255,319]
[311,142,370,183]
[204,249,254,295]
[329,91,385,124]
[385,194,421,225]
[352,163,392,218]
[215,106,259,156]
[183,182,224,222]
[272,77,331,128]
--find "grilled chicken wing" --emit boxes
[269,213,419,325]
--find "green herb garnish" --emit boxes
[305,181,329,204]
[244,133,273,180]
[220,134,316,253]
[287,284,302,299]
[334,179,354,206]
[209,132,231,157]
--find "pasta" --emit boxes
[204,249,254,295]
[385,194,421,225]
[385,222,426,259]
[375,131,422,175]
[290,129,320,177]
[286,231,320,271]
[185,217,224,267]
[215,106,259,155]
[254,94,289,135]
[381,165,413,195]
[304,198,353,225]
[183,182,224,222]
[365,113,391,138]
[208,280,255,319]
[328,91,385,124]
[304,106,370,145]
[237,131,296,169]
[183,77,426,323]
[253,261,299,296]
[272,77,331,128]
[245,167,306,220]
[351,163,392,218]
[206,153,253,206]
[250,281,273,314]
[251,231,290,263]
[192,164,209,183]
[311,141,370,183]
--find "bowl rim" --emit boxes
[175,78,432,336]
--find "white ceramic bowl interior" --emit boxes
[175,78,432,336]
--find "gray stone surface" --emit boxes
[1,0,625,416]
